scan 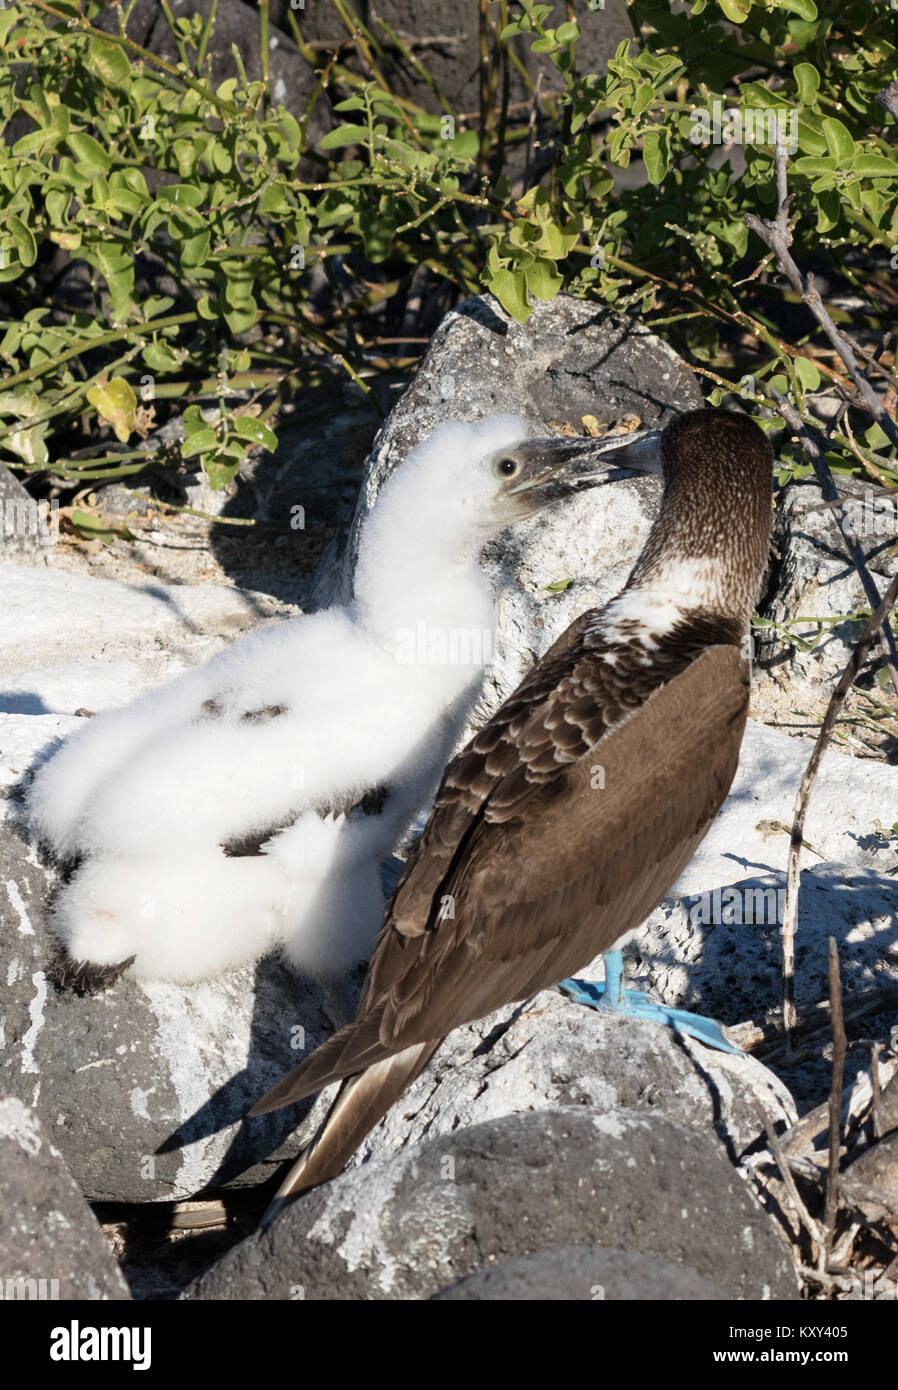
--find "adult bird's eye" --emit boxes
[497,457,519,478]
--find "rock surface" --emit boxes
[0,823,340,1203]
[759,476,897,694]
[432,1245,725,1301]
[0,1096,130,1301]
[0,467,52,558]
[185,1109,798,1300]
[350,991,797,1175]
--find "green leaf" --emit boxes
[7,215,37,268]
[632,82,654,116]
[181,428,219,458]
[485,266,531,323]
[642,130,669,184]
[815,187,840,231]
[88,37,130,87]
[181,229,211,269]
[224,302,258,335]
[795,357,821,391]
[777,0,817,16]
[12,128,61,158]
[854,154,898,179]
[51,105,70,138]
[86,378,137,443]
[66,132,112,175]
[821,117,854,166]
[793,62,819,107]
[231,417,278,450]
[320,124,369,150]
[525,258,563,301]
[142,341,182,372]
[792,155,839,177]
[204,456,242,490]
[796,115,828,156]
[556,21,579,43]
[70,508,135,544]
[157,184,205,208]
[718,0,751,21]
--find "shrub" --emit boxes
[0,0,895,494]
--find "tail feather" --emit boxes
[259,1039,440,1228]
[249,1013,387,1115]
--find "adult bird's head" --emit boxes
[622,407,774,624]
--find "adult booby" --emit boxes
[29,415,640,989]
[250,408,773,1225]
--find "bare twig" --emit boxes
[755,1100,825,1252]
[770,387,898,698]
[779,572,898,1041]
[853,333,898,396]
[523,71,543,192]
[733,984,898,1058]
[871,1042,884,1141]
[823,938,847,1263]
[745,132,898,451]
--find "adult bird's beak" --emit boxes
[508,429,662,507]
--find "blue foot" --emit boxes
[559,950,740,1055]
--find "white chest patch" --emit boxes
[589,588,690,652]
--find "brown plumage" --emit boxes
[250,408,773,1223]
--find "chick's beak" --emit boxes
[508,429,662,506]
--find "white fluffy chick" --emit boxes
[29,415,628,989]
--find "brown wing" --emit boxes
[366,641,748,1043]
[252,639,748,1115]
[378,609,740,942]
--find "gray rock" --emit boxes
[673,718,898,890]
[0,1096,129,1301]
[316,293,702,732]
[0,563,289,722]
[0,822,344,1203]
[759,476,897,690]
[0,466,54,559]
[634,862,898,1112]
[636,863,898,1026]
[432,1245,725,1301]
[350,990,796,1174]
[842,1131,898,1223]
[185,1109,798,1300]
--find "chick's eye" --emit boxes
[497,457,518,478]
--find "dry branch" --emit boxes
[744,137,898,451]
[824,938,847,1262]
[779,572,898,1042]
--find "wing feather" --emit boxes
[252,627,747,1117]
